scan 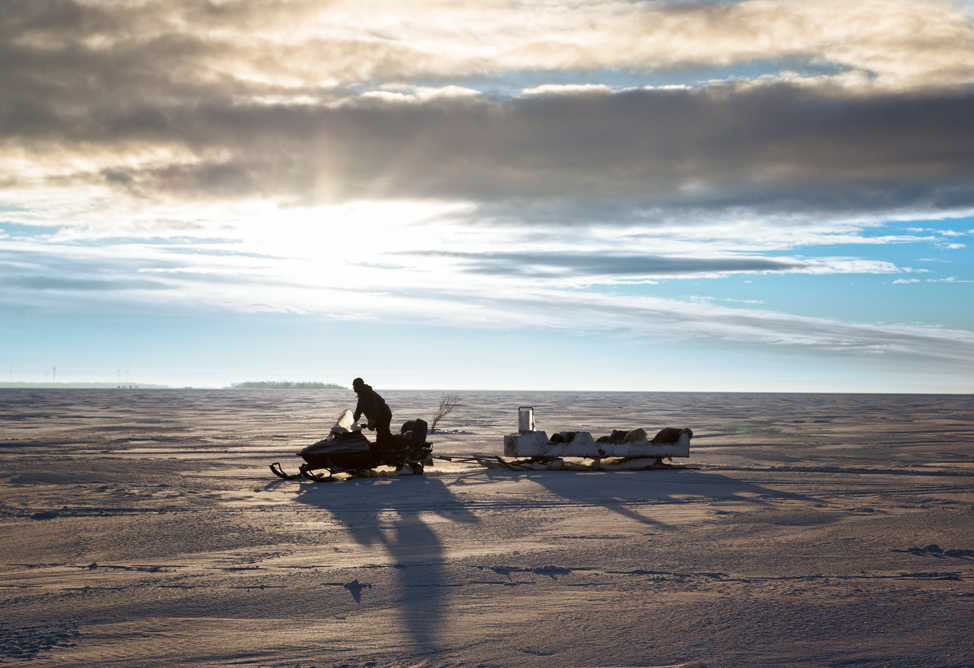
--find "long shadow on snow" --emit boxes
[291,474,478,654]
[450,465,824,530]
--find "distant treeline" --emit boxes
[229,381,346,390]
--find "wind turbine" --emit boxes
[116,368,122,384]
[50,363,59,384]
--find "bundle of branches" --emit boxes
[430,393,461,433]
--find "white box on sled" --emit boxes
[503,430,690,459]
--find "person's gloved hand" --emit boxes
[367,419,376,430]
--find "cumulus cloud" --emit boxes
[4,84,974,217]
[3,0,974,219]
[4,0,972,98]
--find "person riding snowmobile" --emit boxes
[352,378,392,446]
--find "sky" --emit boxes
[1,0,973,392]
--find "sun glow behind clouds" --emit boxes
[3,0,974,389]
[210,200,482,303]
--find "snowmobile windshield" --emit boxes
[334,409,356,433]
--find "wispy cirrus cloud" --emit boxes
[405,250,906,281]
[3,217,971,374]
[367,281,974,365]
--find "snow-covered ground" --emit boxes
[2,389,973,667]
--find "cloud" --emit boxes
[415,250,806,277]
[407,250,905,281]
[0,241,243,305]
[2,0,974,224]
[2,0,972,383]
[3,275,170,292]
[5,84,974,219]
[373,281,974,364]
[4,226,970,369]
[4,0,972,98]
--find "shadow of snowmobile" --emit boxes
[270,409,433,482]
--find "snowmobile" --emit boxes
[269,409,433,481]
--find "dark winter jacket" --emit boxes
[353,384,391,423]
